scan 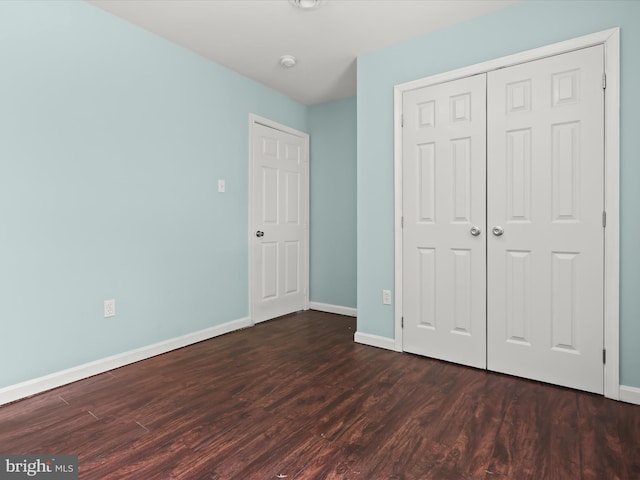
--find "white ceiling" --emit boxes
[88,0,517,106]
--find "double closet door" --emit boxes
[402,45,605,394]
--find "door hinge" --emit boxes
[602,73,607,89]
[603,211,607,228]
[401,317,404,328]
[401,114,404,128]
[401,216,404,228]
[603,348,606,364]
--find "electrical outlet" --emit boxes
[104,299,115,318]
[382,289,392,305]
[218,179,226,193]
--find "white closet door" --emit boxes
[402,74,487,368]
[487,45,605,393]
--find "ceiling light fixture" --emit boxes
[289,0,324,10]
[279,55,297,68]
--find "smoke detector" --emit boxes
[289,0,324,10]
[279,55,297,68]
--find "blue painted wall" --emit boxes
[309,97,357,309]
[0,0,308,388]
[357,0,640,388]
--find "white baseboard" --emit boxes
[354,331,399,351]
[619,385,640,405]
[0,316,252,407]
[309,301,356,317]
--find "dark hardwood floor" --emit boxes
[0,310,638,479]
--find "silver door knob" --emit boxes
[256,231,264,238]
[492,226,504,236]
[470,226,481,236]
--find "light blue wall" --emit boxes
[357,0,640,388]
[0,0,307,388]
[309,97,357,309]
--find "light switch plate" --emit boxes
[218,179,226,193]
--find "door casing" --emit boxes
[249,114,310,324]
[393,28,620,399]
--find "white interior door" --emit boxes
[487,45,605,393]
[251,121,308,323]
[402,74,487,368]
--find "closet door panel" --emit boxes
[487,45,605,394]
[402,74,487,368]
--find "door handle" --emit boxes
[470,226,481,237]
[256,231,264,238]
[492,226,504,236]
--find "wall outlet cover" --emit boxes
[382,290,392,305]
[104,299,115,318]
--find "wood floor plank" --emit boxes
[0,310,638,479]
[578,392,631,480]
[487,381,552,479]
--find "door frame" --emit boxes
[393,28,620,399]
[248,114,310,324]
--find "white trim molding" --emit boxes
[602,28,621,402]
[619,385,640,405]
[354,331,399,351]
[309,301,357,317]
[0,316,251,406]
[394,28,620,399]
